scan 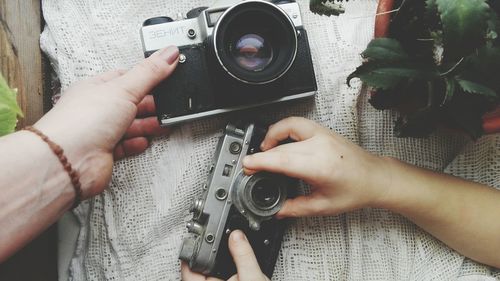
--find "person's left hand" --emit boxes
[33,46,179,199]
[181,230,270,281]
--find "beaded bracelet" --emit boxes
[24,126,82,209]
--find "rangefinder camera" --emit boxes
[179,123,293,279]
[140,0,317,125]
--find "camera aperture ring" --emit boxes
[231,171,287,231]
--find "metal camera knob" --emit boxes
[189,199,204,215]
[186,220,204,235]
[186,6,208,19]
[179,237,196,262]
[142,16,173,27]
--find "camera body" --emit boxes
[179,123,293,279]
[140,0,317,125]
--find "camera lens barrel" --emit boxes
[232,172,287,230]
[248,176,283,210]
[213,0,298,84]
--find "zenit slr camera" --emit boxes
[140,0,317,125]
[179,123,293,279]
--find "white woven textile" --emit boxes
[40,0,500,280]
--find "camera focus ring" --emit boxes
[213,0,298,84]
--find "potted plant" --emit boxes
[0,73,23,136]
[310,0,500,138]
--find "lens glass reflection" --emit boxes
[231,33,274,72]
[251,178,280,209]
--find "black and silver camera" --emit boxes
[179,123,293,279]
[140,0,317,125]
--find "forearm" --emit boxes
[0,131,75,262]
[379,157,500,268]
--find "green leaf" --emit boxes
[456,79,498,99]
[486,2,500,43]
[348,61,438,90]
[361,38,410,61]
[425,0,440,26]
[426,0,438,13]
[442,77,457,105]
[0,73,23,137]
[353,71,403,90]
[436,0,491,60]
[309,0,345,17]
[456,45,500,93]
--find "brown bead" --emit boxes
[23,126,82,209]
[60,155,67,163]
[62,162,70,170]
[54,146,63,155]
[71,176,80,185]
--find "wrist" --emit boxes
[369,156,406,210]
[370,156,443,217]
[74,150,113,199]
[33,116,113,200]
[12,131,76,210]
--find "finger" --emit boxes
[276,195,325,218]
[243,167,258,175]
[89,69,127,84]
[261,117,323,151]
[124,117,169,139]
[228,230,265,281]
[111,45,179,104]
[113,137,150,160]
[181,262,212,281]
[243,142,303,176]
[136,95,156,117]
[181,262,224,281]
[243,151,316,181]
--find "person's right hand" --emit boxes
[181,230,270,281]
[242,117,392,218]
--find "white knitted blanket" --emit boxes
[40,0,500,280]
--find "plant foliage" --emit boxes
[309,0,347,16]
[346,0,500,138]
[0,73,23,137]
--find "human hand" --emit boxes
[181,230,270,281]
[33,46,179,199]
[242,117,391,218]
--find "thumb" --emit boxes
[276,195,323,218]
[228,230,267,281]
[111,45,179,103]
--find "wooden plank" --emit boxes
[0,0,45,127]
[0,1,57,281]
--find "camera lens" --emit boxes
[250,178,281,209]
[214,1,297,84]
[231,33,273,72]
[233,172,288,225]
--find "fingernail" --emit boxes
[260,142,267,151]
[158,46,179,65]
[231,230,246,242]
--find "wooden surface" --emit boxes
[0,0,47,127]
[0,1,57,280]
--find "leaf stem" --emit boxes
[439,57,464,76]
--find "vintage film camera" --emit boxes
[179,123,294,279]
[140,0,317,125]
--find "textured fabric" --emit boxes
[40,0,500,280]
